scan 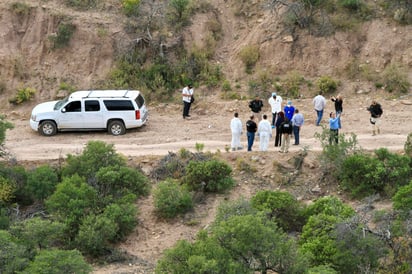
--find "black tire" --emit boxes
[39,120,57,136]
[108,120,126,136]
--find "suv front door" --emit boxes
[58,101,83,129]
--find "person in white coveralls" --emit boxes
[230,112,243,151]
[257,114,272,151]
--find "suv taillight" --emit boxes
[135,110,141,120]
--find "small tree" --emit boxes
[25,165,59,201]
[0,114,13,151]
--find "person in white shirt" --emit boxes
[312,92,326,126]
[182,84,194,119]
[268,92,282,128]
[257,114,272,151]
[230,112,243,151]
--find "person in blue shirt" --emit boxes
[329,112,341,145]
[291,109,304,145]
[284,100,295,121]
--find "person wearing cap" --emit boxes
[268,92,282,128]
[284,100,295,121]
[245,115,257,151]
[182,84,194,119]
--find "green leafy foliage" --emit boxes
[9,87,36,104]
[340,148,412,198]
[0,115,13,147]
[49,22,76,49]
[153,179,193,219]
[381,63,411,93]
[121,0,141,17]
[214,197,257,225]
[75,214,118,256]
[9,217,65,250]
[0,230,30,273]
[0,176,15,204]
[62,140,125,182]
[167,0,191,26]
[183,159,234,192]
[25,165,59,201]
[238,45,260,73]
[251,190,306,232]
[405,132,412,157]
[10,2,30,16]
[393,180,412,212]
[20,249,92,274]
[45,175,98,238]
[213,214,309,273]
[317,75,338,94]
[304,196,355,219]
[95,165,150,200]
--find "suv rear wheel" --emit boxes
[108,120,126,135]
[39,120,57,136]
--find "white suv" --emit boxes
[30,90,148,136]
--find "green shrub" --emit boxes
[153,179,193,219]
[167,0,191,27]
[304,196,355,219]
[381,63,410,93]
[339,0,362,10]
[239,45,260,73]
[0,230,31,273]
[283,71,306,98]
[21,249,92,274]
[339,149,411,198]
[10,2,30,15]
[393,181,412,212]
[75,214,117,256]
[121,0,141,17]
[214,197,256,225]
[9,87,36,104]
[251,190,306,232]
[405,132,412,157]
[0,115,14,146]
[0,176,16,204]
[50,22,76,49]
[317,75,338,94]
[221,80,232,91]
[58,82,76,94]
[183,159,234,192]
[25,165,59,201]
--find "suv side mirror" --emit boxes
[61,108,66,113]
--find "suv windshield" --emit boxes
[54,97,69,110]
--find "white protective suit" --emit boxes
[258,119,272,151]
[230,117,243,150]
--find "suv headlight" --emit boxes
[31,114,36,121]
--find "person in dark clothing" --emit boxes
[245,115,257,151]
[274,111,285,147]
[279,117,293,153]
[331,94,343,128]
[249,96,264,121]
[367,100,383,136]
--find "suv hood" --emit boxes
[31,101,59,114]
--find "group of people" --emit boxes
[231,93,305,153]
[182,84,384,151]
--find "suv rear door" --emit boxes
[83,100,105,129]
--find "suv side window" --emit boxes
[104,100,134,111]
[135,94,145,108]
[85,100,100,112]
[65,101,81,112]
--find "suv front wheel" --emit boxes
[39,120,57,136]
[108,120,126,135]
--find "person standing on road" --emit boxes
[258,114,272,151]
[249,96,264,121]
[268,92,282,128]
[274,111,285,147]
[182,84,194,119]
[313,92,326,126]
[245,115,257,151]
[230,112,243,151]
[284,100,295,121]
[331,94,343,128]
[367,100,383,136]
[329,112,341,145]
[279,117,293,153]
[291,109,304,145]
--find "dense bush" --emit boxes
[49,22,76,49]
[239,45,260,73]
[251,190,306,232]
[317,76,338,94]
[20,249,92,274]
[304,196,355,219]
[393,180,412,212]
[214,197,257,225]
[0,115,13,147]
[339,148,412,198]
[381,63,411,93]
[9,87,36,104]
[183,159,235,192]
[25,165,59,201]
[121,0,140,17]
[153,179,193,219]
[0,176,15,204]
[0,230,30,273]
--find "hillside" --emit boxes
[0,0,412,273]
